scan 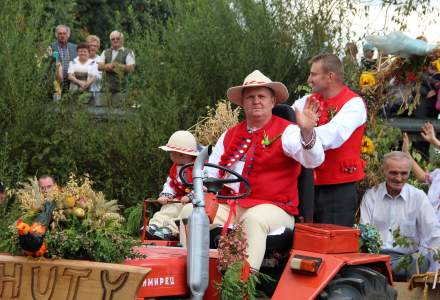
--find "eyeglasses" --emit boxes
[111,37,120,41]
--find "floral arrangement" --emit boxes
[359,47,440,117]
[6,174,141,263]
[354,223,383,254]
[216,223,270,300]
[261,131,281,148]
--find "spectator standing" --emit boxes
[293,53,367,227]
[50,25,77,92]
[360,151,440,281]
[98,31,135,106]
[67,43,98,103]
[86,35,103,105]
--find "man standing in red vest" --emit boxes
[293,53,367,227]
[179,70,325,271]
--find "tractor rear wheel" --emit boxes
[317,266,397,300]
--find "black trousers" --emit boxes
[314,182,357,227]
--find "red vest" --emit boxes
[314,86,366,185]
[168,163,193,199]
[221,116,301,215]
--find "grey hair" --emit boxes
[109,30,124,41]
[383,151,412,166]
[55,24,70,37]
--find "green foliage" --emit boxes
[125,201,144,236]
[44,214,141,263]
[390,227,436,273]
[392,227,415,249]
[0,199,21,254]
[390,227,418,272]
[216,261,273,300]
[355,223,383,254]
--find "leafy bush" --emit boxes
[0,0,368,212]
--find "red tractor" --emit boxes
[124,105,397,300]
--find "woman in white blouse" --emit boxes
[67,43,98,93]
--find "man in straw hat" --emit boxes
[293,53,367,227]
[147,130,199,240]
[179,70,324,271]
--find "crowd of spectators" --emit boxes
[48,24,136,106]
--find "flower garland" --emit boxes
[216,223,271,300]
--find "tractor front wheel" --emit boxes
[318,266,397,300]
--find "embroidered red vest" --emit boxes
[221,116,301,215]
[168,163,193,199]
[314,86,366,185]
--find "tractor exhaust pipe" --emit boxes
[187,146,211,300]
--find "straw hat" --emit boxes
[226,70,289,106]
[159,130,199,156]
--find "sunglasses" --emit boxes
[111,37,120,41]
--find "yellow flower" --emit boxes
[63,196,76,208]
[359,72,376,88]
[361,136,375,155]
[432,59,440,73]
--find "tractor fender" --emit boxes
[272,249,392,300]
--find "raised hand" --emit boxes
[402,132,410,153]
[421,122,436,144]
[294,96,320,140]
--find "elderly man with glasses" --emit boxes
[98,30,135,106]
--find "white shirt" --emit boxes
[360,182,440,253]
[98,47,135,65]
[207,123,324,192]
[427,168,440,222]
[293,95,366,150]
[67,58,99,91]
[67,58,99,77]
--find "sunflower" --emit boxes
[361,136,375,155]
[432,58,440,73]
[359,72,376,89]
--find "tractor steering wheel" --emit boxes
[178,162,251,199]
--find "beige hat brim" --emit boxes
[158,145,199,156]
[227,82,289,106]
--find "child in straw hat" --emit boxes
[147,130,199,240]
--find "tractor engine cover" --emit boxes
[293,223,360,254]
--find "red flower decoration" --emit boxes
[240,259,251,282]
[406,72,417,82]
